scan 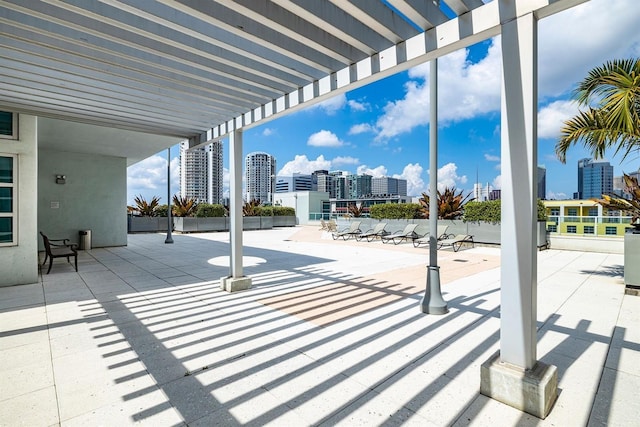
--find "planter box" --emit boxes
[273,216,296,227]
[624,232,640,286]
[128,216,169,233]
[173,217,228,233]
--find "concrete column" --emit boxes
[221,130,251,292]
[480,12,557,419]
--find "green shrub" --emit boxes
[195,203,226,217]
[463,199,548,222]
[370,203,422,219]
[155,204,169,217]
[257,206,273,217]
[273,206,295,216]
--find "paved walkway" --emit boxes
[1,226,638,426]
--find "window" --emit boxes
[605,227,617,235]
[0,112,18,140]
[567,208,578,216]
[583,226,594,234]
[550,208,560,216]
[567,225,577,233]
[0,155,17,246]
[547,225,557,233]
[588,208,598,216]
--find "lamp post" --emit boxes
[421,57,448,315]
[165,146,173,244]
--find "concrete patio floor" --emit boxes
[1,225,638,426]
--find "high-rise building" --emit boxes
[347,174,372,198]
[275,173,313,193]
[179,140,223,204]
[538,165,546,200]
[577,158,613,199]
[245,151,276,204]
[317,173,334,197]
[371,177,407,196]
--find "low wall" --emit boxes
[549,235,623,254]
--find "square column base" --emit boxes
[220,276,252,292]
[480,351,557,419]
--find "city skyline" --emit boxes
[127,0,640,205]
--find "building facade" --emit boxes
[275,173,314,193]
[577,158,613,199]
[179,140,223,204]
[371,176,407,196]
[245,151,276,204]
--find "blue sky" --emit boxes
[127,0,640,205]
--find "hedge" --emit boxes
[195,203,226,217]
[462,199,547,222]
[370,203,422,219]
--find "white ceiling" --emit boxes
[1,0,585,160]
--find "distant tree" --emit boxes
[132,195,160,217]
[592,173,640,223]
[419,187,474,219]
[172,195,198,217]
[556,58,640,163]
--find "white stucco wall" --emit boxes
[38,149,127,249]
[0,114,39,286]
[276,191,329,225]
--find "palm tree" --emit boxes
[132,195,160,217]
[347,203,365,218]
[592,173,640,224]
[419,187,474,219]
[172,195,198,217]
[555,58,640,163]
[242,199,261,216]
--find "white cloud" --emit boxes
[348,123,374,135]
[369,0,640,142]
[538,100,579,139]
[546,191,568,200]
[484,154,500,162]
[223,167,230,199]
[348,99,368,111]
[393,163,425,196]
[374,41,503,141]
[357,165,388,178]
[307,130,344,147]
[127,154,179,205]
[538,0,640,97]
[332,156,359,166]
[311,94,347,115]
[277,154,332,175]
[426,162,468,193]
[262,128,275,136]
[492,175,502,190]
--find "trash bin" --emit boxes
[79,229,92,250]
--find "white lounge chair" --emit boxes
[356,222,389,242]
[380,223,419,245]
[332,221,362,240]
[413,225,450,248]
[437,234,474,252]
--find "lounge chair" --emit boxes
[413,225,451,248]
[356,222,389,242]
[332,220,362,240]
[40,231,78,274]
[380,223,419,245]
[319,219,328,230]
[326,219,338,232]
[437,234,474,252]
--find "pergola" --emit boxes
[0,0,588,418]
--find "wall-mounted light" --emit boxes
[55,174,66,184]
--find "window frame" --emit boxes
[566,225,577,234]
[0,112,18,140]
[0,153,17,246]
